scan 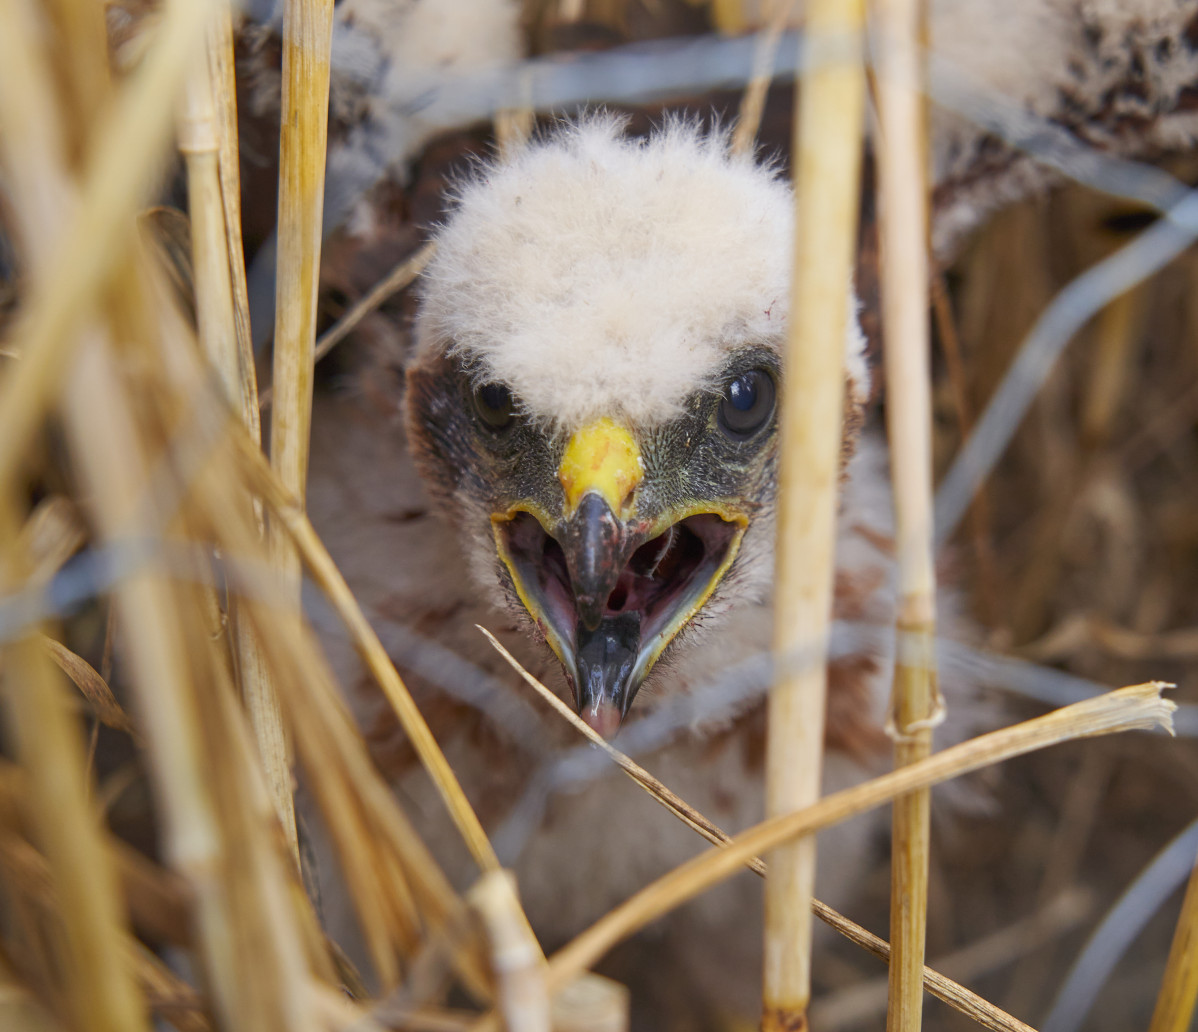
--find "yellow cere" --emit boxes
[557,417,644,518]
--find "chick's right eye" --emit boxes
[718,368,775,438]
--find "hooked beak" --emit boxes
[493,419,747,737]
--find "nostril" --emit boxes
[608,584,629,611]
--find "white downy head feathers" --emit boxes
[416,115,868,431]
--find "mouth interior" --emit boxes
[501,511,742,668]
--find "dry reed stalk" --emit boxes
[0,512,149,1032]
[766,0,866,1027]
[1147,848,1198,1032]
[0,791,210,1032]
[61,336,311,1032]
[186,593,329,1030]
[811,889,1090,1031]
[41,637,136,737]
[41,0,112,155]
[230,429,502,874]
[495,104,535,161]
[873,0,938,1027]
[270,0,334,575]
[710,0,749,35]
[479,628,1041,1032]
[730,0,793,157]
[268,0,336,878]
[179,9,298,865]
[0,0,210,497]
[47,202,322,1031]
[228,520,492,995]
[179,55,240,406]
[208,0,260,441]
[470,872,551,1032]
[550,976,629,1032]
[21,496,86,585]
[147,374,426,990]
[144,267,495,997]
[0,10,166,1026]
[0,14,347,1015]
[209,0,291,878]
[544,683,1174,992]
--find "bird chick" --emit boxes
[309,117,928,1023]
[407,115,871,735]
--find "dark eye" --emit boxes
[474,382,514,430]
[718,368,775,438]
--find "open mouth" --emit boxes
[494,507,746,730]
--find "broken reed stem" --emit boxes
[766,1,866,1028]
[1147,846,1198,1032]
[873,0,937,1028]
[270,0,335,669]
[180,15,298,865]
[544,684,1175,994]
[479,627,1037,1032]
[470,872,551,1032]
[229,431,501,873]
[0,0,211,501]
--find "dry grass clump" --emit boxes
[0,2,1193,1032]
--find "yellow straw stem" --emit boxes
[209,0,262,444]
[1148,848,1198,1032]
[180,12,299,865]
[730,0,792,157]
[470,872,551,1032]
[267,0,334,868]
[0,0,212,499]
[270,0,334,525]
[231,431,502,873]
[0,515,149,1032]
[479,626,1039,1032]
[766,2,866,1028]
[546,684,1174,992]
[873,0,937,1027]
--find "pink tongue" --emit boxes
[580,697,622,738]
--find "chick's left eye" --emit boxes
[474,382,514,429]
[718,369,775,437]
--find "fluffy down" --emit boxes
[416,116,869,431]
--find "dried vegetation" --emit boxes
[0,1,1194,1031]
